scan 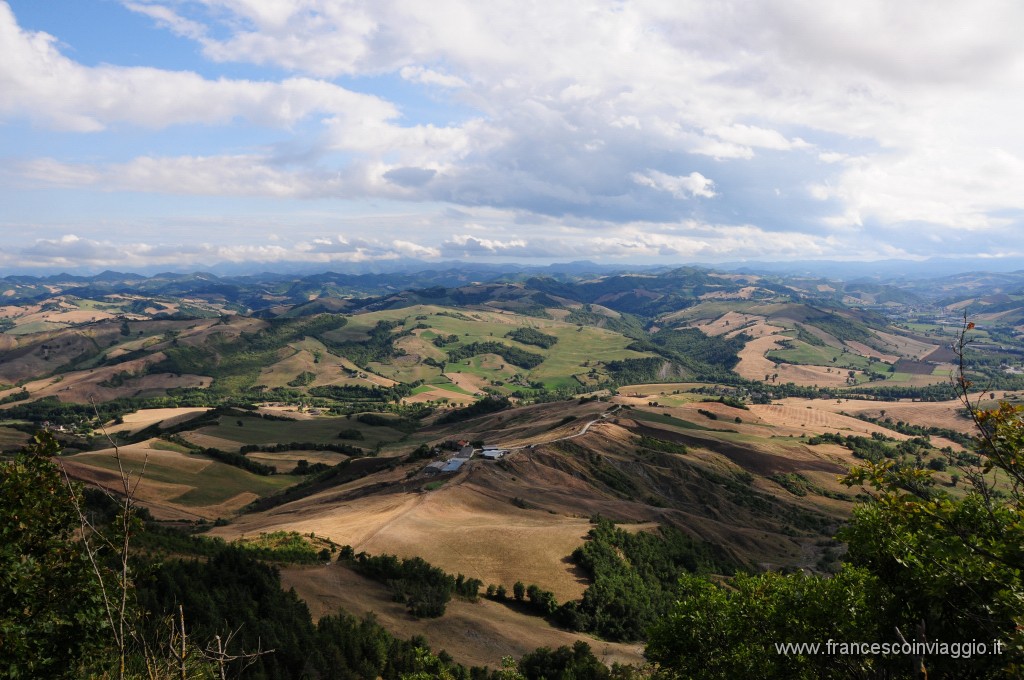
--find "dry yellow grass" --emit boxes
[258,347,315,388]
[179,431,246,451]
[786,394,1001,435]
[211,469,598,603]
[397,334,447,362]
[736,335,857,387]
[694,312,765,336]
[749,402,919,438]
[403,386,479,405]
[103,407,211,434]
[615,383,705,397]
[254,405,316,419]
[0,303,40,318]
[246,450,349,473]
[444,372,487,394]
[13,352,211,404]
[699,286,758,300]
[334,356,398,387]
[19,309,117,324]
[281,563,645,669]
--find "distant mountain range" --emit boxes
[5,254,1024,282]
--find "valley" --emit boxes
[3,264,1023,673]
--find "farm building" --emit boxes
[423,461,446,475]
[455,445,475,459]
[482,449,507,460]
[441,459,466,473]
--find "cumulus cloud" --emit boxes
[631,171,717,199]
[399,66,467,89]
[441,234,531,257]
[1,0,1023,264]
[0,4,396,132]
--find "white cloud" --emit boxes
[123,2,207,40]
[14,156,338,197]
[441,234,529,256]
[700,124,810,158]
[399,66,467,89]
[0,3,396,132]
[3,0,1024,264]
[11,232,441,268]
[392,239,441,258]
[632,171,717,199]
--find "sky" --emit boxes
[1,0,1023,272]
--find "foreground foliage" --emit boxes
[647,379,1024,678]
[0,433,108,678]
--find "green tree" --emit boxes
[645,567,889,680]
[513,581,526,601]
[519,641,610,679]
[0,432,109,678]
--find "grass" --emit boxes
[903,323,951,334]
[74,451,300,506]
[173,470,297,506]
[197,414,407,449]
[430,382,476,397]
[231,530,336,559]
[246,450,349,473]
[370,362,441,384]
[149,439,192,453]
[324,305,655,394]
[662,300,761,323]
[766,340,890,373]
[8,321,69,335]
[627,409,714,431]
[71,297,129,312]
[639,394,704,407]
[0,426,30,450]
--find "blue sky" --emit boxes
[1,0,1023,271]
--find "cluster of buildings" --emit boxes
[422,443,509,476]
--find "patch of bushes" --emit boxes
[505,327,558,349]
[286,371,316,387]
[434,396,511,424]
[347,552,481,618]
[198,447,276,476]
[446,341,544,369]
[636,435,688,455]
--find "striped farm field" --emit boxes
[62,439,301,520]
[788,393,1013,435]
